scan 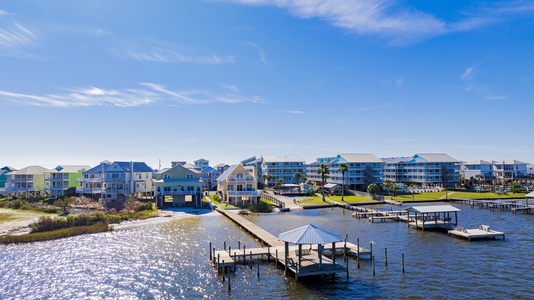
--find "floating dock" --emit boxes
[448,225,505,241]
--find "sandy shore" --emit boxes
[0,208,218,236]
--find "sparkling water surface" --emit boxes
[1,203,533,299]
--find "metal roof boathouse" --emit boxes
[405,205,460,231]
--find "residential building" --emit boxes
[4,166,49,198]
[261,155,306,185]
[528,163,534,176]
[44,165,90,198]
[214,163,230,173]
[76,161,111,200]
[383,153,460,188]
[101,161,154,201]
[200,166,221,191]
[241,156,263,183]
[216,164,262,206]
[307,154,384,189]
[154,164,203,208]
[461,159,529,183]
[194,158,210,170]
[0,166,17,193]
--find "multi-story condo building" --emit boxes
[217,164,262,206]
[528,163,534,176]
[101,161,154,201]
[44,165,90,198]
[214,163,230,173]
[261,155,306,185]
[383,153,460,188]
[307,154,384,190]
[4,166,49,198]
[462,160,528,183]
[76,161,111,200]
[154,164,203,208]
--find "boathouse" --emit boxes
[405,205,459,231]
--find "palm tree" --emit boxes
[338,163,348,201]
[261,174,273,187]
[317,163,330,202]
[293,172,302,192]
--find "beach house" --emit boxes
[44,165,90,198]
[154,164,203,208]
[216,164,262,206]
[4,165,49,198]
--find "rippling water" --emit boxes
[1,203,533,299]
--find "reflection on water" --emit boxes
[1,203,533,299]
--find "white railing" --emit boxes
[227,190,262,197]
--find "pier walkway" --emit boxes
[213,207,371,278]
[448,225,505,241]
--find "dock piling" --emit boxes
[357,238,360,269]
[402,253,405,274]
[275,249,278,267]
[372,256,375,276]
[249,251,253,270]
[385,248,388,266]
[257,257,260,278]
[222,260,225,282]
[224,242,226,251]
[238,240,241,249]
[209,242,212,261]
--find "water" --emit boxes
[0,204,533,299]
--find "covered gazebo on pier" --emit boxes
[277,224,347,279]
[405,205,460,231]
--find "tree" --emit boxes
[474,174,485,188]
[367,183,380,195]
[261,174,273,187]
[275,179,284,188]
[441,165,451,189]
[317,163,330,202]
[293,172,302,184]
[509,181,521,194]
[54,197,74,215]
[338,163,348,201]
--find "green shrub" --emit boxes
[0,222,111,244]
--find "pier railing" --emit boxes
[262,193,285,208]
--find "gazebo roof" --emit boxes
[278,224,342,245]
[525,191,534,198]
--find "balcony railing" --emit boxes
[77,178,103,183]
[157,190,197,196]
[228,178,255,182]
[76,187,103,193]
[102,189,126,194]
[227,190,262,197]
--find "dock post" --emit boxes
[257,257,260,278]
[250,251,253,270]
[213,247,216,263]
[224,242,226,251]
[275,249,278,267]
[228,267,231,291]
[268,246,271,262]
[357,238,360,269]
[222,260,225,282]
[370,242,373,259]
[233,252,237,271]
[343,237,347,264]
[372,256,375,277]
[385,248,388,266]
[209,242,212,261]
[402,253,405,274]
[346,254,349,280]
[217,254,220,272]
[228,246,231,256]
[238,240,241,249]
[243,245,246,263]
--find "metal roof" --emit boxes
[405,205,460,213]
[278,224,342,245]
[338,153,383,163]
[525,191,534,198]
[262,155,305,163]
[414,153,459,163]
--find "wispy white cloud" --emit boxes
[277,110,304,114]
[0,10,11,15]
[487,95,507,101]
[240,41,270,65]
[109,37,235,64]
[461,66,475,80]
[227,0,534,45]
[0,22,38,58]
[0,83,265,107]
[218,84,240,93]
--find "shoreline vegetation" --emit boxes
[0,197,158,244]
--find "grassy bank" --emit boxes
[0,222,110,244]
[328,195,379,203]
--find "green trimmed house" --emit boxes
[154,164,203,208]
[44,165,90,198]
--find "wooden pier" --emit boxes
[213,207,371,279]
[448,225,505,241]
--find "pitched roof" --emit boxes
[339,154,383,163]
[84,162,111,175]
[45,165,91,173]
[106,162,153,173]
[216,164,248,181]
[464,160,492,165]
[8,165,49,175]
[414,153,459,163]
[262,155,305,163]
[278,224,342,245]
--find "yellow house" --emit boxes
[216,164,262,206]
[154,164,203,208]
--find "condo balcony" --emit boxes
[227,190,262,197]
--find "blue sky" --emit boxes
[1,0,534,169]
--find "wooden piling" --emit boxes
[357,238,360,269]
[372,256,375,277]
[209,242,212,261]
[257,257,260,278]
[224,242,226,251]
[385,247,388,266]
[402,253,405,274]
[222,260,225,282]
[275,249,278,267]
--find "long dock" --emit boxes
[213,207,371,278]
